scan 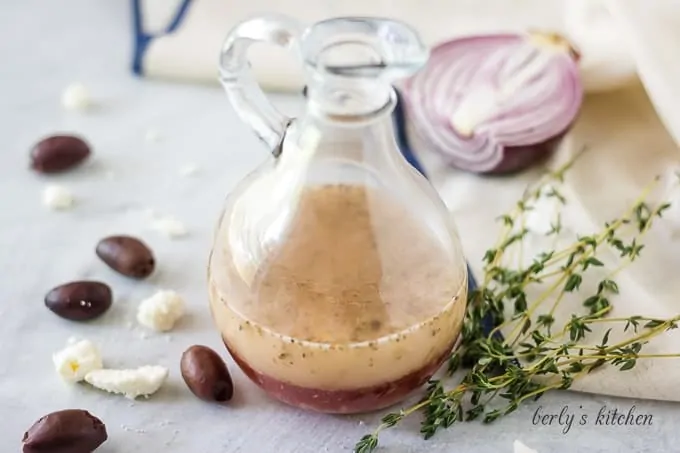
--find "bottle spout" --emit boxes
[300,18,429,119]
[301,17,429,83]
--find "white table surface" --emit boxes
[1,1,678,452]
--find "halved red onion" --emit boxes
[401,32,583,174]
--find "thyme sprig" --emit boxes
[355,158,677,453]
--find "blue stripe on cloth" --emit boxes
[166,0,194,33]
[131,0,194,76]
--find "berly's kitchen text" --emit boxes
[532,405,653,434]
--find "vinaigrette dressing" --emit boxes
[211,14,468,413]
[209,185,466,413]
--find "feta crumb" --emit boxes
[61,83,92,111]
[53,339,103,383]
[150,216,188,239]
[137,290,185,332]
[144,128,162,143]
[43,185,75,210]
[84,365,168,399]
[179,163,200,177]
[514,440,538,453]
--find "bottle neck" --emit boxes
[281,86,402,177]
[305,75,394,121]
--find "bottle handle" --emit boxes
[218,15,304,156]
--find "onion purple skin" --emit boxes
[399,32,583,176]
[402,92,576,176]
[482,127,571,176]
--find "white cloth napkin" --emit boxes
[133,0,680,402]
[134,0,638,93]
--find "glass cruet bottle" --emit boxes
[208,14,468,414]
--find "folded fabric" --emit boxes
[132,0,638,93]
[604,0,680,146]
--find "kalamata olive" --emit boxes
[30,135,91,173]
[44,281,112,321]
[22,409,107,453]
[95,235,155,279]
[180,345,234,404]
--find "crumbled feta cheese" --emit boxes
[144,128,162,143]
[43,185,75,210]
[84,365,168,399]
[137,290,185,332]
[61,83,92,111]
[150,216,188,239]
[179,163,200,177]
[514,440,538,453]
[53,339,103,383]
